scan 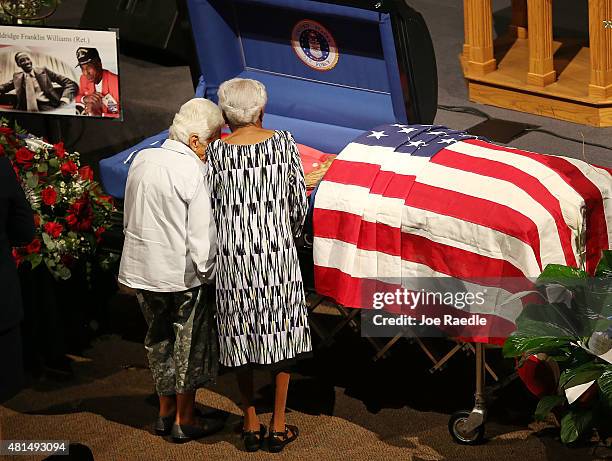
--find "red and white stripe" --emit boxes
[313,138,612,334]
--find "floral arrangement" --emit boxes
[1,119,116,280]
[0,0,59,23]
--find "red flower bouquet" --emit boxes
[1,119,116,280]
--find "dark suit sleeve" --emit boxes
[2,158,35,246]
[0,78,15,95]
[45,68,78,102]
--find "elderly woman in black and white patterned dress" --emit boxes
[206,78,312,453]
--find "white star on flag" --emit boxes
[398,127,418,134]
[391,123,407,128]
[368,130,388,140]
[437,138,457,144]
[408,140,427,147]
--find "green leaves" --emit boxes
[535,395,564,421]
[560,409,594,444]
[595,250,612,277]
[23,253,42,269]
[503,335,570,358]
[515,303,581,338]
[42,232,56,250]
[538,264,587,287]
[54,265,71,280]
[25,171,38,188]
[597,370,612,409]
[559,362,606,391]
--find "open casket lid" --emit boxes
[185,0,437,153]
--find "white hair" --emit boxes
[217,78,267,127]
[168,98,224,145]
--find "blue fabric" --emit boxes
[236,3,390,92]
[380,14,407,123]
[101,0,411,198]
[239,70,395,131]
[228,0,380,21]
[195,76,206,97]
[353,124,481,156]
[186,0,404,114]
[99,131,169,199]
[262,113,364,152]
[98,116,361,198]
[187,0,244,95]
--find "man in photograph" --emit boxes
[0,51,78,112]
[74,47,120,118]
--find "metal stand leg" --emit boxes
[448,342,487,445]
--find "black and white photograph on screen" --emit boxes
[0,25,120,119]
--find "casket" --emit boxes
[99,0,438,198]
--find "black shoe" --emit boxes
[241,424,266,452]
[171,418,224,443]
[155,413,175,436]
[268,425,299,453]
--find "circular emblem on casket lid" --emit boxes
[291,19,339,72]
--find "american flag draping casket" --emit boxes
[312,124,612,340]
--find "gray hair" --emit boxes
[217,78,267,127]
[168,98,224,145]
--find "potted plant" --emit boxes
[503,250,612,444]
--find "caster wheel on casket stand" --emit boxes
[448,411,485,445]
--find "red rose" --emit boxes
[95,226,106,243]
[0,127,13,135]
[60,254,74,267]
[0,144,4,156]
[13,164,20,177]
[54,142,66,159]
[25,238,41,254]
[44,222,64,238]
[11,248,23,267]
[60,160,78,176]
[97,194,114,205]
[15,147,34,165]
[66,213,76,227]
[79,165,94,181]
[66,196,94,232]
[33,214,41,227]
[41,186,57,206]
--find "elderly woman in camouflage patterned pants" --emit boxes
[118,99,224,442]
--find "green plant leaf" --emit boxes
[42,233,56,250]
[503,335,571,358]
[535,395,565,421]
[516,303,581,338]
[28,253,42,269]
[597,369,612,409]
[559,362,607,391]
[560,409,594,444]
[56,265,71,281]
[48,158,59,169]
[538,264,588,286]
[595,250,612,277]
[26,174,38,188]
[37,162,48,173]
